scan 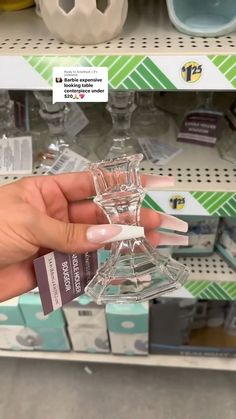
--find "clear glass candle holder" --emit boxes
[85,153,190,304]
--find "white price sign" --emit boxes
[53,67,108,103]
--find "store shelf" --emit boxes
[178,253,236,301]
[1,137,235,215]
[0,350,235,371]
[0,1,235,90]
[141,142,236,217]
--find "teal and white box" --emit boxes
[63,294,110,353]
[0,297,24,326]
[106,303,149,356]
[19,293,65,328]
[217,217,236,269]
[0,325,70,352]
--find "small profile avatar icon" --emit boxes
[55,77,63,83]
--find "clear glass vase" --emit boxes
[34,91,88,169]
[132,92,169,137]
[96,92,139,160]
[85,153,190,304]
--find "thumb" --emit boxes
[32,214,144,254]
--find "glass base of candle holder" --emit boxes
[85,239,189,305]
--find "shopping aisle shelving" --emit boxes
[0,2,235,367]
[1,139,235,216]
[0,1,235,90]
[0,350,235,371]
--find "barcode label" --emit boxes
[47,149,89,175]
[78,310,93,317]
[64,104,89,137]
[138,137,182,166]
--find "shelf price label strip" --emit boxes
[143,192,236,217]
[0,55,235,90]
[185,281,236,301]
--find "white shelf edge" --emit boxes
[1,350,236,371]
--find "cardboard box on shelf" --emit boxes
[150,299,236,357]
[0,325,70,351]
[106,303,149,356]
[19,293,66,328]
[0,294,70,352]
[0,297,25,326]
[63,295,110,353]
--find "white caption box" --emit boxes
[53,67,108,103]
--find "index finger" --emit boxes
[47,171,174,203]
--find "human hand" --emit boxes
[0,172,188,302]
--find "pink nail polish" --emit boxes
[87,224,145,244]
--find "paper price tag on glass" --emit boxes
[47,149,89,175]
[53,67,108,103]
[64,104,89,137]
[138,137,182,165]
[0,136,32,175]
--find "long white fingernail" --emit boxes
[160,214,188,233]
[145,175,175,189]
[159,233,189,246]
[87,224,145,244]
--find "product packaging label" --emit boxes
[46,149,89,175]
[138,137,182,165]
[64,103,89,137]
[34,251,98,315]
[0,136,32,174]
[178,110,224,146]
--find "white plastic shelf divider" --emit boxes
[0,350,235,371]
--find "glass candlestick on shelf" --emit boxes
[196,92,214,110]
[96,91,139,160]
[132,92,169,137]
[85,154,190,304]
[0,90,21,138]
[217,124,236,164]
[34,91,88,169]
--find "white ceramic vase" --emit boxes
[40,0,128,45]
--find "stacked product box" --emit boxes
[0,297,26,350]
[0,294,70,351]
[63,295,110,353]
[150,298,236,357]
[173,216,219,257]
[106,303,149,356]
[150,298,196,351]
[217,217,236,269]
